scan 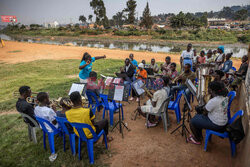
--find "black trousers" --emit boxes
[94,119,109,136]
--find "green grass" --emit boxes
[0,114,109,167]
[0,59,123,111]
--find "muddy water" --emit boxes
[0,34,248,58]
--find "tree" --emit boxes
[112,11,126,28]
[88,15,93,22]
[218,7,234,19]
[140,2,153,29]
[90,0,109,28]
[124,0,137,24]
[234,9,248,20]
[170,12,186,29]
[79,15,86,23]
[200,12,208,27]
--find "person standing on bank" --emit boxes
[79,52,106,83]
[180,43,194,71]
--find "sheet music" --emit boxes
[105,77,114,86]
[113,85,124,101]
[113,78,122,84]
[68,83,85,95]
[132,80,145,96]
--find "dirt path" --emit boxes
[0,41,242,69]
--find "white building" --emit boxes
[44,21,59,28]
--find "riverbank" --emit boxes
[0,41,242,68]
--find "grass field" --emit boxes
[0,59,126,166]
[0,59,124,111]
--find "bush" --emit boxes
[237,34,250,43]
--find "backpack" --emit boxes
[226,116,245,144]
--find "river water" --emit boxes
[0,34,248,58]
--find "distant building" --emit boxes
[44,21,59,28]
[207,18,230,29]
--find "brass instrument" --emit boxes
[13,91,38,98]
[172,71,185,83]
[26,96,38,105]
[140,84,153,98]
[196,63,215,105]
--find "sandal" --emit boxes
[187,135,201,145]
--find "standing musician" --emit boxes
[188,81,228,145]
[129,63,148,101]
[215,46,225,67]
[149,58,159,75]
[161,56,171,75]
[129,53,138,70]
[170,63,196,102]
[79,52,106,83]
[16,86,37,126]
[137,76,171,127]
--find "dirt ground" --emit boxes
[0,41,239,166]
[0,41,242,69]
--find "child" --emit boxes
[221,53,233,73]
[34,92,58,132]
[205,50,214,63]
[197,50,206,64]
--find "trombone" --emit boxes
[172,71,185,83]
[140,84,153,98]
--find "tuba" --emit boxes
[196,63,215,105]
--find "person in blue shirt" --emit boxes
[79,52,106,83]
[129,53,138,69]
[221,53,233,73]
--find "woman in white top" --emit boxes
[180,43,194,71]
[188,81,228,145]
[215,45,225,67]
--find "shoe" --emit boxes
[129,97,134,101]
[187,135,201,145]
[145,121,157,128]
[136,98,139,102]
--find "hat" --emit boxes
[138,63,144,68]
[218,45,224,53]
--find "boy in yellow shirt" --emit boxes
[66,91,113,142]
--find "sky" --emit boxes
[0,0,249,25]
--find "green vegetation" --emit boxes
[0,59,123,111]
[0,112,109,167]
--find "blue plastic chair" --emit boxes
[204,110,244,157]
[231,67,236,71]
[86,91,103,114]
[100,94,124,126]
[168,90,183,123]
[55,117,76,155]
[227,91,236,120]
[70,123,108,164]
[35,116,62,154]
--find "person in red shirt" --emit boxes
[197,50,206,64]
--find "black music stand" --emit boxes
[170,92,192,142]
[110,84,130,138]
[130,80,145,120]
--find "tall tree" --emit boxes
[234,9,248,21]
[200,12,208,27]
[170,12,186,29]
[88,15,93,23]
[140,2,153,29]
[90,0,109,28]
[124,0,137,24]
[112,11,126,28]
[79,15,87,23]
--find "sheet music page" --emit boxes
[133,80,145,95]
[105,77,114,86]
[113,85,124,101]
[68,83,85,95]
[113,78,122,84]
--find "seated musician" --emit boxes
[231,55,248,90]
[16,86,37,127]
[66,91,113,142]
[34,92,59,132]
[137,76,170,127]
[170,63,196,102]
[166,63,178,81]
[149,58,159,75]
[141,60,146,68]
[130,63,148,102]
[87,71,104,97]
[161,56,171,75]
[120,58,135,83]
[221,53,233,73]
[188,81,228,145]
[205,50,214,63]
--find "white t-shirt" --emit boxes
[205,96,228,126]
[141,86,170,113]
[181,50,194,59]
[35,106,58,132]
[205,56,213,63]
[216,53,224,62]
